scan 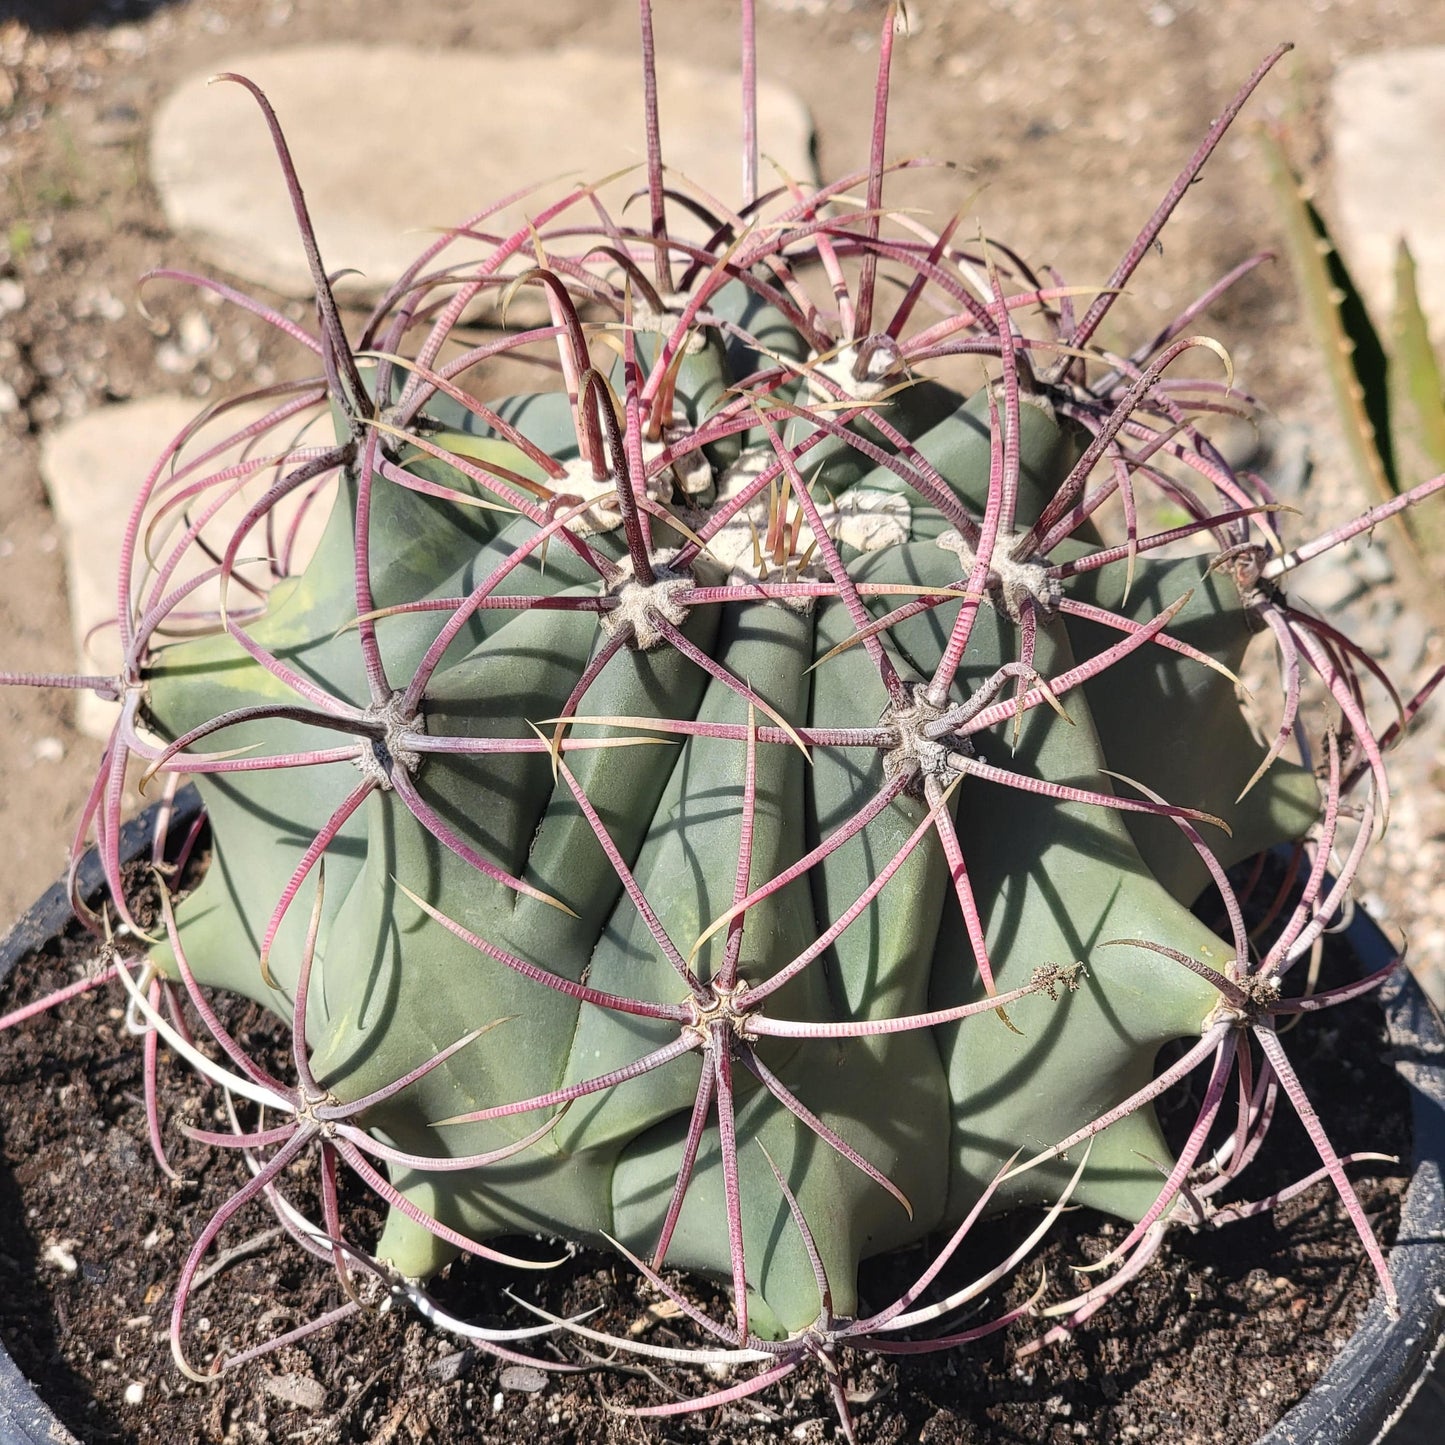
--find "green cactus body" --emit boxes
[140,283,1315,1339]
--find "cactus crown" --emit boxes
[5,3,1444,1437]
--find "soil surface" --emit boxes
[0,853,1415,1445]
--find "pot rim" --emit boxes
[1258,900,1445,1444]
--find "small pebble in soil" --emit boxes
[42,1240,78,1274]
[498,1365,548,1393]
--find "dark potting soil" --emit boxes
[0,875,1411,1445]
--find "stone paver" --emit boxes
[151,45,815,303]
[1331,47,1445,341]
[40,395,330,740]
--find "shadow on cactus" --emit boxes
[5,2,1445,1438]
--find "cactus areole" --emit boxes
[10,5,1443,1430]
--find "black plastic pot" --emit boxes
[0,787,204,1445]
[1260,915,1445,1445]
[1,800,1442,1445]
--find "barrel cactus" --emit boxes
[7,2,1443,1435]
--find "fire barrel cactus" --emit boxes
[9,3,1444,1430]
[143,298,1323,1331]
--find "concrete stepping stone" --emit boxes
[151,44,815,304]
[1331,46,1445,339]
[40,395,330,739]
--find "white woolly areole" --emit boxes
[828,489,912,552]
[631,293,709,355]
[935,527,1060,622]
[352,691,426,790]
[642,424,713,498]
[708,458,911,562]
[553,455,673,537]
[882,685,968,785]
[705,449,911,605]
[803,340,903,404]
[599,557,692,650]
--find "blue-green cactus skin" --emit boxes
[142,290,1318,1334]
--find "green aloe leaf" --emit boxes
[1259,124,1396,500]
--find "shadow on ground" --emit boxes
[4,0,185,33]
